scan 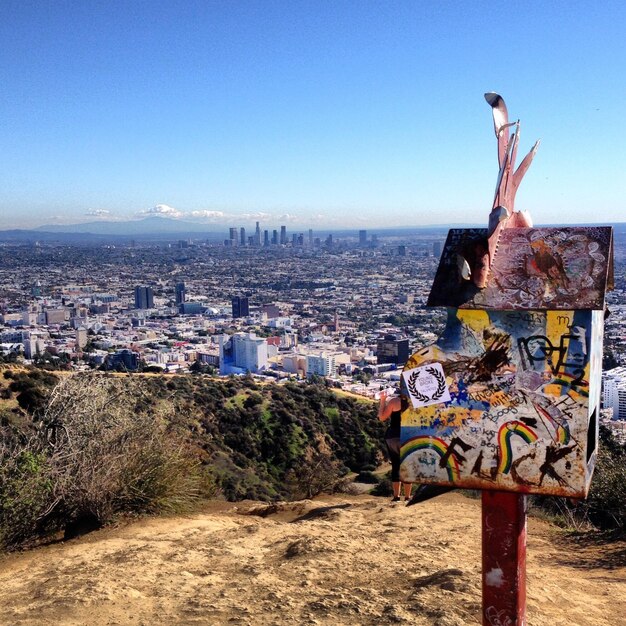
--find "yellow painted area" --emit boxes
[541,383,562,397]
[402,404,474,429]
[545,310,573,372]
[402,404,438,427]
[404,345,446,370]
[456,309,490,335]
[489,390,515,407]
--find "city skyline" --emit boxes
[1,2,625,230]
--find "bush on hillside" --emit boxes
[583,429,626,530]
[355,471,380,484]
[0,444,52,548]
[6,369,59,415]
[0,374,209,550]
[370,477,394,497]
[1,370,386,549]
[284,436,348,500]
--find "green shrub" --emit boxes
[0,373,210,549]
[355,470,380,484]
[370,478,393,497]
[0,448,52,549]
[531,426,626,532]
[40,375,206,527]
[284,441,346,500]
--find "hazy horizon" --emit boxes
[2,2,625,230]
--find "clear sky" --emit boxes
[1,1,624,230]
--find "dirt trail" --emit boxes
[1,493,625,626]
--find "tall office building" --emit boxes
[433,241,442,258]
[229,227,238,246]
[175,282,186,305]
[75,327,88,349]
[308,229,313,246]
[240,227,246,246]
[264,230,270,246]
[359,230,367,245]
[280,225,287,245]
[231,296,250,318]
[377,334,410,365]
[134,286,154,309]
[255,221,261,246]
[272,230,278,245]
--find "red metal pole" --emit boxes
[482,490,527,626]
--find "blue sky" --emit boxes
[1,1,624,230]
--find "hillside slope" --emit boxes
[1,492,624,626]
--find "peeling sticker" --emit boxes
[485,567,505,588]
[402,363,451,409]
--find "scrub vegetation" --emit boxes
[0,367,384,550]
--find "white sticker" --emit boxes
[402,363,451,408]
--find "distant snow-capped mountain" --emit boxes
[34,216,226,236]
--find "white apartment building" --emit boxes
[267,316,292,329]
[306,352,336,378]
[22,331,47,359]
[219,332,268,374]
[602,366,626,420]
[232,332,268,372]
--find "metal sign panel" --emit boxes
[427,227,613,310]
[399,308,603,497]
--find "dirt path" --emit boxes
[1,493,624,626]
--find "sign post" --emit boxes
[482,491,527,625]
[399,93,613,626]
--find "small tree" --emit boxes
[284,436,346,500]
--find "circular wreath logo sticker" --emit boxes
[402,363,451,408]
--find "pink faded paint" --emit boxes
[472,93,540,289]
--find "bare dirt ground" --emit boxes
[1,492,625,626]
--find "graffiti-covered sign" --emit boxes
[401,226,613,498]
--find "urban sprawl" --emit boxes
[1,223,626,444]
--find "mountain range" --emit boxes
[1,216,625,245]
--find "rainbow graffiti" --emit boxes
[401,435,460,481]
[533,403,570,445]
[497,421,539,474]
